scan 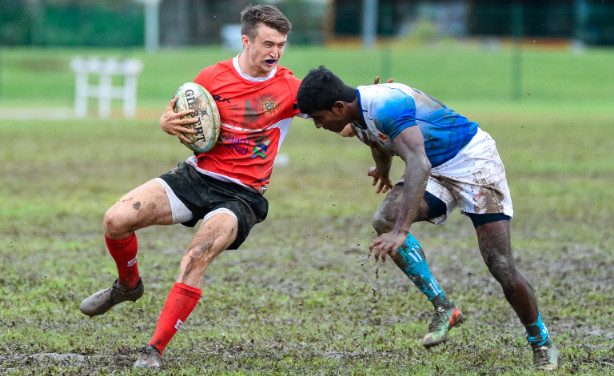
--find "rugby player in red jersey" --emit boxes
[79,5,301,368]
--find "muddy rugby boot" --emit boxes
[422,306,463,347]
[532,343,559,371]
[79,279,143,317]
[133,345,163,369]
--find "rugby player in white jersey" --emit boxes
[296,66,559,371]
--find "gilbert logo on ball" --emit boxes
[173,82,221,153]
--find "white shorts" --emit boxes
[425,128,514,224]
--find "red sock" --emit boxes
[105,233,140,289]
[148,282,202,354]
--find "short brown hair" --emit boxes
[240,4,292,40]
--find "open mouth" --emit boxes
[265,59,277,65]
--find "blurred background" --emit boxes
[0,0,613,120]
[2,0,613,48]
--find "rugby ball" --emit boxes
[173,82,221,153]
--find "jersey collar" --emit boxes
[233,55,277,82]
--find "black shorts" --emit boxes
[159,162,268,250]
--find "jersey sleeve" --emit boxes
[283,72,302,117]
[373,92,417,140]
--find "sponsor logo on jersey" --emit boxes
[251,136,270,159]
[212,94,231,103]
[220,134,251,155]
[217,134,271,159]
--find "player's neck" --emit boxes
[348,99,363,124]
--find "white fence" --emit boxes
[70,57,143,118]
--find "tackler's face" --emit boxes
[309,105,351,133]
[242,24,287,77]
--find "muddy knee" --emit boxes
[103,207,136,239]
[372,210,394,235]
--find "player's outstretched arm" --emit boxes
[159,96,198,144]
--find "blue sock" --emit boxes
[395,233,445,302]
[525,312,551,347]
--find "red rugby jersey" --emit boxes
[187,57,301,193]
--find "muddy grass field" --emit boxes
[1,100,612,375]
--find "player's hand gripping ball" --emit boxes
[173,82,221,153]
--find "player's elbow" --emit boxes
[414,155,431,177]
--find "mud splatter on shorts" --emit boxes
[423,128,513,224]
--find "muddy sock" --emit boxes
[525,312,551,347]
[148,282,202,354]
[105,233,140,290]
[395,233,446,301]
[431,293,454,310]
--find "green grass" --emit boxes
[0,45,613,374]
[1,44,613,108]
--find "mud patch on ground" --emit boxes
[0,352,87,373]
[0,348,144,373]
[24,352,86,366]
[2,215,611,373]
[114,346,135,368]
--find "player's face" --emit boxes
[242,24,287,77]
[310,109,350,133]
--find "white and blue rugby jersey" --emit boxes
[352,83,478,167]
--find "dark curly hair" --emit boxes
[241,5,292,40]
[297,66,357,115]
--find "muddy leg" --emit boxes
[475,220,538,324]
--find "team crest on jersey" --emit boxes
[260,96,278,115]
